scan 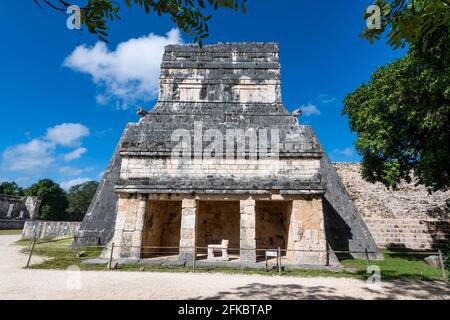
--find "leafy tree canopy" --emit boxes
[0,181,24,196]
[362,0,450,51]
[66,181,99,221]
[25,179,69,221]
[343,29,450,192]
[33,0,247,45]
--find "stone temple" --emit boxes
[77,43,382,266]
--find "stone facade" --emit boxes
[80,43,382,266]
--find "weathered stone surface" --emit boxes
[0,194,41,221]
[240,198,256,263]
[334,163,450,219]
[179,199,197,261]
[21,221,80,239]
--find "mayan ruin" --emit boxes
[76,43,382,266]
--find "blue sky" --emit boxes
[0,1,405,189]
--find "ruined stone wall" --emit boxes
[334,163,449,219]
[365,218,449,250]
[21,221,80,239]
[334,163,450,249]
[0,195,41,220]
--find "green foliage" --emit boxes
[0,181,24,196]
[361,0,450,52]
[66,181,99,221]
[343,31,450,192]
[34,0,248,46]
[25,179,69,221]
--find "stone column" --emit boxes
[105,193,148,260]
[240,198,256,264]
[287,197,327,266]
[179,199,197,262]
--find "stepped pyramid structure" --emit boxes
[77,43,382,265]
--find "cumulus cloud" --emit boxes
[2,123,90,174]
[300,104,321,117]
[46,123,90,147]
[333,147,354,158]
[61,177,92,190]
[64,28,183,109]
[2,139,55,172]
[64,147,87,162]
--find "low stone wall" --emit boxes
[364,218,449,250]
[0,219,26,230]
[21,221,80,240]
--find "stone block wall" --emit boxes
[365,218,449,250]
[334,163,450,250]
[121,157,320,181]
[21,221,80,239]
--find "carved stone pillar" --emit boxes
[105,193,148,260]
[179,198,197,262]
[240,198,256,264]
[287,197,327,265]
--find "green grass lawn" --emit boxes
[16,239,448,281]
[0,229,23,235]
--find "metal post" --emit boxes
[108,242,115,270]
[438,250,447,281]
[193,246,196,273]
[26,238,37,268]
[278,247,282,276]
[364,249,370,268]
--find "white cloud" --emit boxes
[64,147,87,162]
[64,28,183,109]
[59,166,94,177]
[2,139,55,172]
[1,123,90,175]
[61,177,92,190]
[333,147,354,158]
[300,103,321,117]
[46,123,90,147]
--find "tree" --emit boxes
[66,181,99,221]
[361,0,450,52]
[343,30,450,192]
[33,0,247,45]
[25,179,69,221]
[0,181,24,196]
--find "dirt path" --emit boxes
[0,235,447,300]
